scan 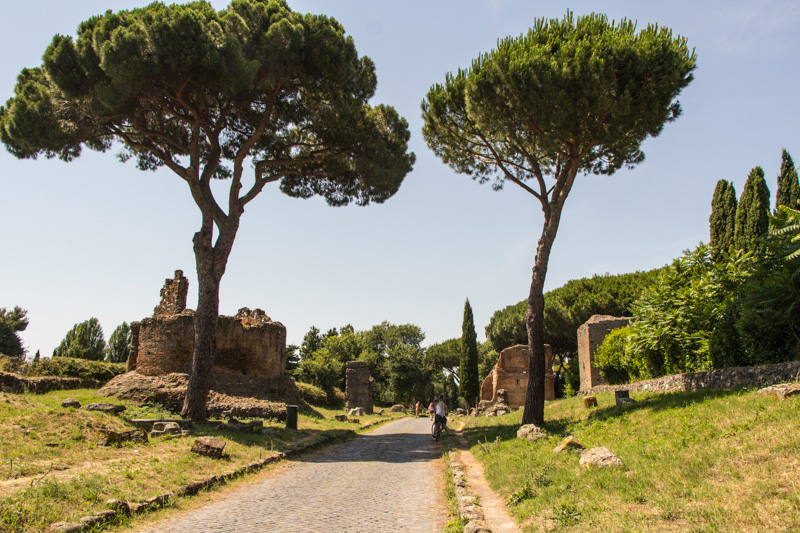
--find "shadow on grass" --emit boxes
[460,386,759,446]
[585,386,752,424]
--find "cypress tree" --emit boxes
[709,180,737,260]
[734,166,771,254]
[776,149,800,210]
[460,299,480,408]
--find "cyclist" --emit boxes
[434,394,449,437]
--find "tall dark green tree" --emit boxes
[53,318,106,361]
[0,307,28,358]
[106,322,131,363]
[776,149,800,211]
[459,299,480,408]
[1,0,414,420]
[422,12,695,424]
[734,167,771,254]
[709,179,737,261]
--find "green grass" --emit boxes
[0,389,403,532]
[462,387,800,532]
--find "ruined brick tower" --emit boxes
[127,271,286,379]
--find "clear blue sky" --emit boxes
[1,0,798,356]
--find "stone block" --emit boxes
[517,424,546,441]
[614,390,630,406]
[61,398,81,408]
[334,414,347,422]
[583,396,598,408]
[84,403,126,414]
[151,421,182,437]
[191,436,226,459]
[553,435,585,453]
[580,447,624,469]
[96,428,148,447]
[759,383,800,400]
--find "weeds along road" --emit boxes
[137,417,447,532]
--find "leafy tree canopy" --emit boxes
[53,317,106,361]
[486,270,661,355]
[709,179,737,261]
[0,307,29,358]
[105,322,131,363]
[776,149,800,211]
[734,166,771,254]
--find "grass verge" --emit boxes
[461,386,800,532]
[0,389,402,532]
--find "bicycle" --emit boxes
[431,416,448,440]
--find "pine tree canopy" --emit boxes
[0,0,414,206]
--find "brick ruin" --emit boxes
[127,270,286,380]
[577,315,631,392]
[479,344,555,410]
[345,361,373,414]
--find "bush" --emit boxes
[0,355,125,381]
[296,382,327,406]
[296,381,346,407]
[594,326,635,384]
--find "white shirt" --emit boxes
[435,402,445,416]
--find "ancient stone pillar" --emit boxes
[345,361,373,414]
[577,315,631,392]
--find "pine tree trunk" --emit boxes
[521,165,576,425]
[521,223,554,426]
[181,218,237,421]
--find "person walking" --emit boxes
[415,400,420,418]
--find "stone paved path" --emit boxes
[137,417,446,532]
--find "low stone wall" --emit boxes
[0,372,104,394]
[587,361,800,395]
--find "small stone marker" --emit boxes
[583,396,598,408]
[286,405,298,430]
[348,418,360,424]
[516,424,546,441]
[334,414,347,422]
[390,404,405,413]
[191,436,226,459]
[614,390,630,407]
[553,435,585,453]
[759,383,800,400]
[151,421,181,437]
[348,407,365,416]
[96,428,148,447]
[84,403,126,414]
[61,398,81,408]
[579,447,624,469]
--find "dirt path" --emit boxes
[135,417,446,532]
[454,427,521,533]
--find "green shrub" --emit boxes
[296,382,327,406]
[594,326,635,384]
[0,355,125,381]
[296,382,346,407]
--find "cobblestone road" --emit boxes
[138,417,446,532]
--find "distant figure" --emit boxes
[434,394,449,436]
[415,401,420,418]
[429,399,436,420]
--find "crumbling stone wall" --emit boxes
[586,361,800,395]
[127,272,286,380]
[345,361,373,414]
[479,344,554,409]
[153,270,189,317]
[577,315,631,392]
